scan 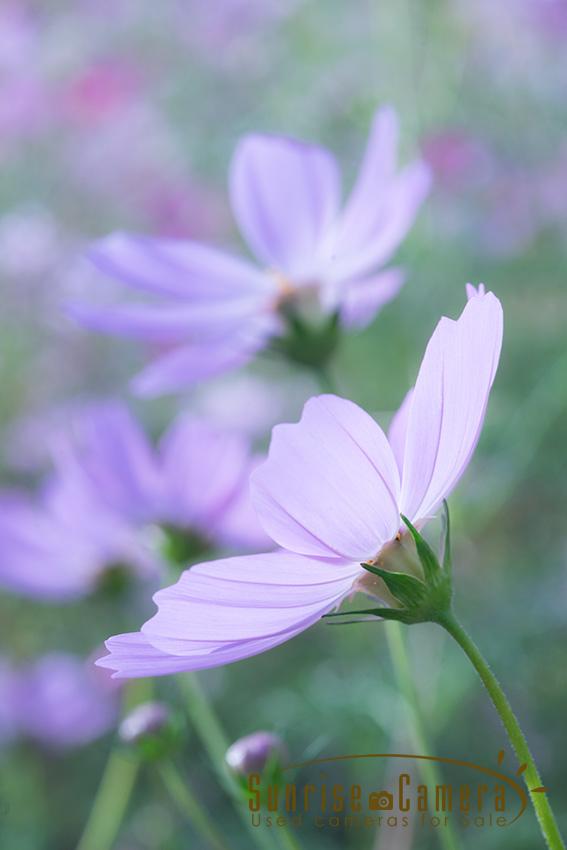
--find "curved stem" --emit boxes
[159,760,230,850]
[76,748,138,850]
[438,611,565,850]
[385,622,461,850]
[179,673,279,850]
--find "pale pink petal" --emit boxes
[465,282,486,299]
[329,160,431,283]
[158,416,250,531]
[140,551,360,658]
[338,267,406,328]
[400,290,503,523]
[333,107,400,249]
[67,297,269,342]
[230,134,340,279]
[61,403,162,523]
[213,456,274,551]
[251,395,400,560]
[388,390,413,476]
[97,633,205,678]
[99,605,341,679]
[89,233,272,299]
[131,321,274,396]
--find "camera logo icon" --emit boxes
[368,790,394,811]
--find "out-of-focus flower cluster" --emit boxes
[0,652,120,749]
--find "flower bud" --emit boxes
[119,701,170,744]
[225,731,287,776]
[119,701,182,760]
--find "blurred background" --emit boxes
[0,1,566,848]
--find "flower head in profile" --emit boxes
[70,107,430,395]
[97,285,502,678]
[0,404,268,600]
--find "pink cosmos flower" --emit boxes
[97,285,503,678]
[0,404,268,600]
[70,107,430,395]
[61,402,271,552]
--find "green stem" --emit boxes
[385,622,461,850]
[313,364,337,394]
[159,760,230,850]
[276,823,303,850]
[179,673,279,850]
[76,749,138,850]
[76,680,151,850]
[438,611,565,850]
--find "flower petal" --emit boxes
[333,106,400,249]
[97,633,204,679]
[158,416,250,531]
[0,503,93,600]
[330,160,431,283]
[251,395,401,560]
[60,403,162,524]
[230,134,340,279]
[388,390,413,476]
[131,321,274,396]
[67,297,270,342]
[88,233,272,299]
[98,612,334,678]
[400,289,503,522]
[137,551,360,662]
[16,654,119,747]
[213,458,274,552]
[338,267,406,328]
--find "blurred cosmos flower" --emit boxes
[225,731,287,775]
[0,403,268,600]
[56,402,270,553]
[12,653,120,749]
[0,481,156,601]
[97,285,502,677]
[70,107,430,395]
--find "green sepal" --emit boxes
[323,607,416,625]
[271,309,340,371]
[360,563,427,608]
[400,514,442,584]
[121,711,186,764]
[440,500,452,575]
